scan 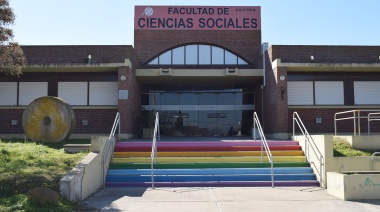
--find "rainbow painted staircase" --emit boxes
[105,139,319,187]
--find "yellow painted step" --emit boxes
[114,151,304,157]
[112,156,306,163]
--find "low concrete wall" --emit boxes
[336,135,380,150]
[327,172,380,200]
[293,135,380,189]
[60,136,114,202]
[293,135,328,188]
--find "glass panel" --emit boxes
[199,45,211,65]
[160,93,179,136]
[212,46,224,65]
[241,110,253,135]
[218,93,236,136]
[159,51,172,65]
[225,51,237,64]
[238,57,248,65]
[148,57,158,65]
[141,93,160,110]
[172,47,185,65]
[199,93,217,136]
[180,93,198,136]
[185,45,198,65]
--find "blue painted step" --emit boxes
[108,167,314,175]
[106,174,316,182]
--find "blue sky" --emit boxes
[10,0,380,46]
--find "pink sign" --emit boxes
[135,6,261,30]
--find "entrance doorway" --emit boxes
[141,89,254,137]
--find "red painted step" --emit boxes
[114,140,300,152]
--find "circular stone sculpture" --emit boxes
[22,96,76,142]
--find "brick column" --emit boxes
[118,66,141,139]
[263,65,289,139]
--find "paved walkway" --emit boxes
[81,187,380,212]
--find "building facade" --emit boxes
[1,6,380,139]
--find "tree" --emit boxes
[0,0,26,76]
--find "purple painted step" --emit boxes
[106,181,320,187]
[115,141,299,147]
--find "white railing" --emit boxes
[368,112,380,136]
[252,112,274,188]
[293,112,324,188]
[151,112,160,189]
[334,109,380,136]
[372,152,380,171]
[102,112,120,188]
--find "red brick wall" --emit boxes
[118,67,142,135]
[74,109,118,133]
[267,45,380,135]
[0,108,118,135]
[0,109,25,134]
[134,30,262,67]
[288,108,380,135]
[270,45,380,63]
[21,45,137,64]
[262,64,288,134]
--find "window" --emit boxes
[199,45,211,65]
[0,82,17,105]
[225,51,238,65]
[185,45,197,64]
[58,82,88,105]
[158,51,171,65]
[19,82,48,105]
[148,44,248,65]
[354,81,380,104]
[315,81,344,105]
[288,81,345,105]
[89,82,118,105]
[287,81,314,105]
[211,46,224,64]
[172,46,185,65]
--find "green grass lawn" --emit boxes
[0,138,91,211]
[333,139,374,157]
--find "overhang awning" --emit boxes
[136,68,263,84]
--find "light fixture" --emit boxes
[120,75,126,81]
[281,87,285,100]
[88,55,92,64]
[310,55,314,61]
[279,75,285,81]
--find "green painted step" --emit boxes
[109,162,311,169]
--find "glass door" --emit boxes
[198,93,217,136]
[179,93,198,136]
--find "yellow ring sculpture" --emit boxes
[22,96,76,142]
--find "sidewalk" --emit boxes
[80,187,380,212]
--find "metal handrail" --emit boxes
[335,109,380,136]
[368,113,380,136]
[334,110,358,136]
[372,152,380,171]
[253,112,274,188]
[293,112,324,188]
[102,112,120,188]
[151,112,160,189]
